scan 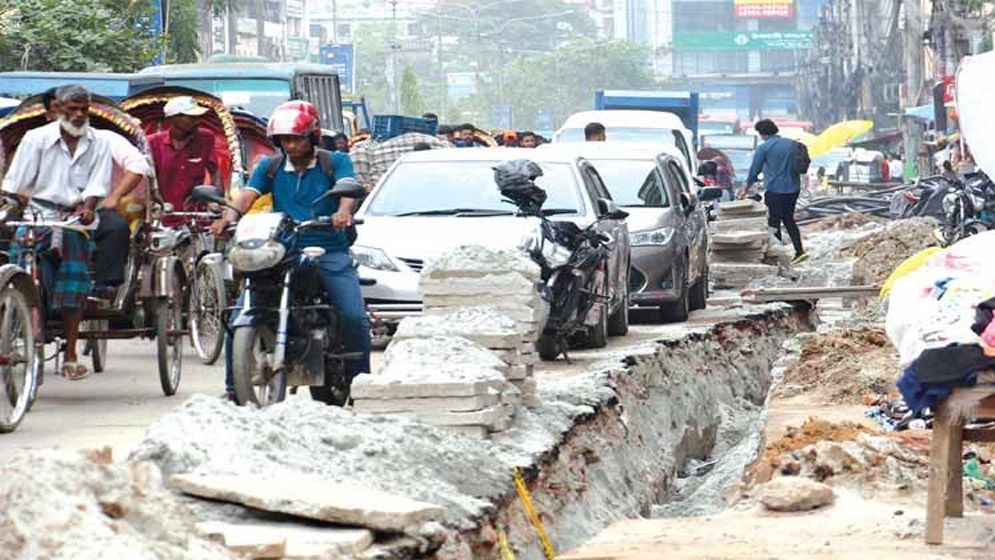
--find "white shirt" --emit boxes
[2,121,113,207]
[889,159,903,180]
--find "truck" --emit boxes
[595,90,701,146]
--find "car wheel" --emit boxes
[689,266,709,311]
[607,272,630,337]
[660,259,689,323]
[586,303,609,348]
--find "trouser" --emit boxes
[224,251,371,391]
[764,191,804,256]
[93,208,129,287]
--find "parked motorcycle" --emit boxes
[192,182,366,407]
[495,161,628,361]
[936,172,995,246]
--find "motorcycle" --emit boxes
[936,172,995,246]
[192,181,366,407]
[495,161,627,361]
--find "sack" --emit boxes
[791,140,811,175]
[263,148,358,246]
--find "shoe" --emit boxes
[792,252,810,265]
[220,390,237,403]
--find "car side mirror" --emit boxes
[697,186,724,202]
[680,192,697,214]
[191,185,226,206]
[693,177,707,188]
[597,198,629,220]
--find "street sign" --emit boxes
[287,37,308,62]
[673,31,813,51]
[319,44,356,94]
[733,0,793,18]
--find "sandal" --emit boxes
[62,361,89,381]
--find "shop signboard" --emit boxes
[733,0,794,18]
[673,31,813,51]
[319,44,356,94]
[287,37,308,62]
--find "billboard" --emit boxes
[319,44,356,94]
[673,31,812,51]
[733,0,794,18]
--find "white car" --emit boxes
[553,109,698,175]
[353,148,631,334]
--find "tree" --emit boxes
[168,0,201,63]
[0,0,159,71]
[353,23,391,111]
[501,39,654,129]
[400,64,426,116]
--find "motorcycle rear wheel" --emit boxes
[231,325,286,407]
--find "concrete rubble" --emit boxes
[709,200,786,288]
[195,521,375,558]
[353,245,546,434]
[757,476,836,512]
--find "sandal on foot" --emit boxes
[62,362,89,381]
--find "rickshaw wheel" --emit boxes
[190,260,226,365]
[84,320,108,373]
[0,287,37,433]
[155,299,183,396]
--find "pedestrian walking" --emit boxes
[745,119,808,264]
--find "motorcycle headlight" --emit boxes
[631,227,675,247]
[352,245,399,272]
[542,242,572,268]
[942,193,958,214]
[228,240,286,272]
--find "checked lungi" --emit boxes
[11,227,93,313]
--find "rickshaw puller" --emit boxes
[0,85,112,381]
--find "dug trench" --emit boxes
[476,304,815,559]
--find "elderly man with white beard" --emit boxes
[1,84,113,381]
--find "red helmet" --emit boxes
[267,100,320,139]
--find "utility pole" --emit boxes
[437,5,447,120]
[331,0,339,43]
[902,0,924,176]
[386,0,400,113]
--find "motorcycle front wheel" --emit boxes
[232,325,286,407]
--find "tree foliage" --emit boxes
[353,23,390,111]
[0,0,160,71]
[499,39,654,129]
[400,64,426,116]
[168,0,201,63]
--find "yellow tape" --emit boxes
[513,467,556,559]
[497,528,516,560]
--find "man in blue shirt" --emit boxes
[211,101,370,402]
[745,119,807,264]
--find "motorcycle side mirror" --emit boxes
[680,192,697,214]
[191,185,227,206]
[698,186,724,202]
[693,177,707,188]
[327,178,366,199]
[597,198,629,220]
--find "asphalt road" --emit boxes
[0,304,762,456]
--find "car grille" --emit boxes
[399,257,424,272]
[629,266,648,293]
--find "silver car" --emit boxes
[555,143,713,322]
[353,148,632,337]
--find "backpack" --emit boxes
[262,148,358,246]
[791,140,811,175]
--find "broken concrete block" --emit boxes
[352,364,506,399]
[172,474,446,533]
[420,273,536,296]
[505,365,529,380]
[757,476,835,512]
[398,405,513,428]
[201,525,285,559]
[353,391,501,414]
[196,521,377,558]
[709,217,768,233]
[421,245,541,282]
[440,425,489,438]
[718,200,767,219]
[421,293,546,311]
[381,336,505,372]
[394,308,528,349]
[711,262,779,289]
[711,231,769,245]
[709,248,766,264]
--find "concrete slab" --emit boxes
[196,521,374,558]
[352,376,506,400]
[420,273,536,296]
[172,474,446,533]
[352,392,501,414]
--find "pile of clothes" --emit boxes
[885,231,995,413]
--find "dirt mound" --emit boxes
[777,328,897,404]
[0,448,234,560]
[839,217,938,285]
[804,213,879,232]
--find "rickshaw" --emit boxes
[0,97,187,432]
[122,86,247,365]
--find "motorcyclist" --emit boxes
[210,100,370,402]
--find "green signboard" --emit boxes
[673,31,813,51]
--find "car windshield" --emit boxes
[588,159,669,207]
[164,78,291,117]
[365,161,582,217]
[557,127,675,145]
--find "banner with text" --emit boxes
[673,31,812,51]
[733,0,794,18]
[319,44,356,94]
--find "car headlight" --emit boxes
[631,227,675,246]
[352,245,399,272]
[228,240,286,272]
